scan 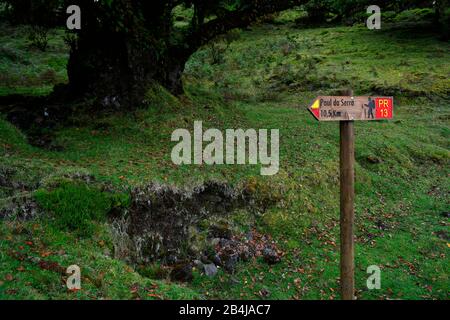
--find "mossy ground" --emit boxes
[0,13,449,299]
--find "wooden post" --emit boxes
[340,90,355,300]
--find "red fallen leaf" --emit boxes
[125,266,133,273]
[149,283,159,290]
[5,274,13,281]
[25,241,33,246]
[18,246,24,250]
[40,251,52,257]
[130,285,139,294]
[17,266,25,272]
[147,293,162,299]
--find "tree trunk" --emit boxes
[436,0,449,40]
[67,32,187,108]
[64,0,188,109]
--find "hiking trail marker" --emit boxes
[307,91,394,300]
[308,96,394,121]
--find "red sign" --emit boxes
[375,98,393,119]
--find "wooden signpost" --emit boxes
[308,91,394,300]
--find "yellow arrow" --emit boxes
[311,99,320,109]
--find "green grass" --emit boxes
[0,220,199,299]
[34,182,129,237]
[0,17,449,300]
[0,23,68,96]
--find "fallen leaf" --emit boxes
[40,251,52,257]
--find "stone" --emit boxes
[263,248,281,265]
[212,254,222,266]
[239,246,253,262]
[193,259,203,269]
[203,263,218,277]
[201,255,212,264]
[223,253,239,274]
[210,222,233,239]
[170,263,193,282]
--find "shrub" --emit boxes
[27,26,49,51]
[394,8,435,23]
[207,29,241,65]
[35,182,129,236]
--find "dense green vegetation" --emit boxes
[0,8,449,300]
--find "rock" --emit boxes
[201,255,212,264]
[0,195,40,221]
[193,259,203,269]
[203,263,218,277]
[239,246,253,262]
[170,263,193,282]
[223,253,239,274]
[212,254,222,266]
[166,255,178,265]
[210,221,233,239]
[263,248,281,265]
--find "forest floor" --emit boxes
[0,15,449,300]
